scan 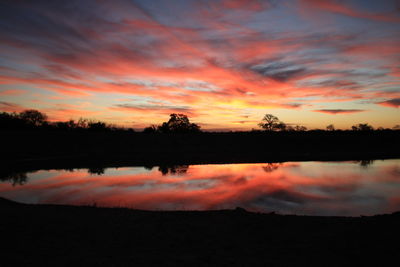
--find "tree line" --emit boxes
[0,109,399,133]
[0,110,133,132]
[257,113,400,132]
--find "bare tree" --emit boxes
[258,114,280,131]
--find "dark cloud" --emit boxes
[378,98,400,108]
[313,109,367,114]
[251,62,307,82]
[283,103,303,108]
[231,120,259,124]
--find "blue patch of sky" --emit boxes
[135,0,196,25]
[351,0,399,13]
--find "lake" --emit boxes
[1,159,399,216]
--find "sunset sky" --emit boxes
[0,0,399,130]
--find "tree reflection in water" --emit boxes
[158,165,189,176]
[262,163,281,173]
[0,171,28,186]
[358,160,375,168]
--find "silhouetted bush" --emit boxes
[88,121,107,131]
[351,123,374,131]
[143,125,158,133]
[326,124,335,131]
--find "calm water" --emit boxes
[1,159,399,216]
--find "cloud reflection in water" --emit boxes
[0,160,399,216]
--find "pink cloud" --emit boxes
[0,89,25,96]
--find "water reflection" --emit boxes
[0,171,28,186]
[262,163,281,173]
[158,165,190,176]
[357,160,375,168]
[87,167,105,176]
[0,159,399,216]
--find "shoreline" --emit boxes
[1,197,399,218]
[1,197,399,266]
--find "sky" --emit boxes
[0,0,399,130]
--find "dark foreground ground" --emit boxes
[1,197,399,266]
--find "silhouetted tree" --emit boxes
[19,109,47,127]
[326,124,335,131]
[258,114,281,131]
[393,125,400,130]
[157,114,201,133]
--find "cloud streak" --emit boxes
[313,109,367,115]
